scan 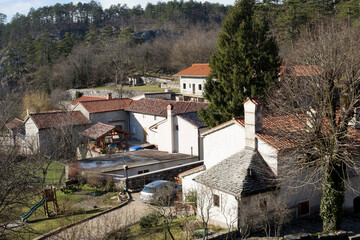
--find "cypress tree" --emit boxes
[199,0,281,127]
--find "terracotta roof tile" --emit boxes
[178,165,205,177]
[71,95,106,105]
[79,99,133,113]
[279,65,321,77]
[174,64,211,76]
[125,98,208,116]
[243,97,263,105]
[5,118,24,130]
[82,122,134,139]
[29,111,90,130]
[82,123,115,139]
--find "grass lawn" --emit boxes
[13,161,122,239]
[44,161,65,186]
[15,186,121,239]
[90,83,180,93]
[109,215,225,240]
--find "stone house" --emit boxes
[181,97,360,230]
[5,118,25,145]
[23,111,91,151]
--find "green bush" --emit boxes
[75,91,83,99]
[139,212,158,229]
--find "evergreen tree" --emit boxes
[85,23,100,45]
[101,25,114,39]
[57,32,75,57]
[199,0,281,127]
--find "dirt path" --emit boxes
[47,192,151,240]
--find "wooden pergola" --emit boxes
[82,122,134,152]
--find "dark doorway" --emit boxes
[354,196,360,214]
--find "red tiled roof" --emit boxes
[279,65,321,77]
[5,118,24,130]
[125,98,208,116]
[202,115,305,150]
[178,165,205,177]
[29,111,91,130]
[243,97,263,105]
[233,115,305,150]
[71,95,106,105]
[174,64,211,76]
[79,99,133,114]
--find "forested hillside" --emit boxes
[0,0,358,94]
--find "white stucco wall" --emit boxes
[257,138,278,175]
[24,117,40,149]
[276,156,322,218]
[195,182,239,229]
[180,77,206,96]
[203,123,245,169]
[128,112,166,144]
[181,171,204,200]
[73,104,90,120]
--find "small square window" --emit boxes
[260,198,267,210]
[199,84,202,90]
[137,169,149,174]
[189,84,191,88]
[213,194,220,207]
[298,201,310,217]
[183,83,186,89]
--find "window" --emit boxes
[260,198,267,210]
[354,196,360,214]
[199,84,202,90]
[189,83,191,88]
[213,194,220,207]
[154,115,157,120]
[138,169,149,174]
[176,125,179,131]
[298,201,310,217]
[183,83,186,89]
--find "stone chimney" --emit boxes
[244,97,263,150]
[167,104,174,153]
[106,92,112,100]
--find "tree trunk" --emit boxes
[320,160,346,231]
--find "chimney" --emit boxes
[244,97,263,150]
[106,92,112,100]
[167,104,174,153]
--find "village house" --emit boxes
[5,118,25,145]
[125,98,208,156]
[180,97,360,230]
[72,94,133,131]
[175,63,210,102]
[23,111,91,151]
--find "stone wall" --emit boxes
[67,89,145,99]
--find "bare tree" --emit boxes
[267,22,360,231]
[148,184,178,240]
[196,184,215,240]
